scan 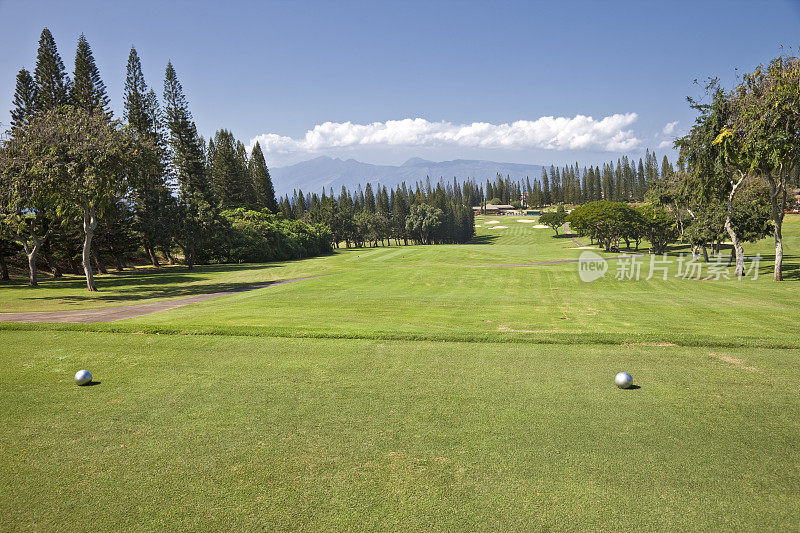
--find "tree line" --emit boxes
[0,29,328,290]
[275,179,475,248]
[273,152,670,248]
[444,152,664,209]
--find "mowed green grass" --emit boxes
[2,332,798,530]
[1,215,800,530]
[3,215,800,348]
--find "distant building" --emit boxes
[474,204,516,215]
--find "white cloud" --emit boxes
[662,121,679,135]
[248,114,641,155]
[658,140,674,149]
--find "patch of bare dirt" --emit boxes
[622,342,677,347]
[709,352,758,371]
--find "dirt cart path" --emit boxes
[0,275,326,324]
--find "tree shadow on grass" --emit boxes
[468,235,500,245]
[9,263,286,304]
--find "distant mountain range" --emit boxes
[270,156,545,195]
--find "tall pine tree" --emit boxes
[33,28,70,112]
[70,34,110,116]
[248,141,277,211]
[163,61,216,268]
[209,129,255,206]
[124,47,172,266]
[10,69,37,128]
[124,48,151,134]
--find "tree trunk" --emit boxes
[766,170,785,282]
[43,240,62,278]
[773,216,783,282]
[82,205,99,291]
[19,225,43,287]
[146,245,160,267]
[701,245,709,263]
[722,173,746,276]
[26,247,38,286]
[674,201,684,236]
[0,254,9,281]
[164,249,176,265]
[92,247,108,274]
[114,253,125,272]
[186,244,195,271]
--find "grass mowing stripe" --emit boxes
[371,248,410,261]
[345,248,389,261]
[2,321,800,349]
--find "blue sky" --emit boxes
[1,0,798,167]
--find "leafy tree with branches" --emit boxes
[677,81,751,276]
[637,204,677,254]
[540,205,567,236]
[733,56,800,281]
[2,107,132,290]
[406,204,442,245]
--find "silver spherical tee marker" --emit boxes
[74,370,92,386]
[615,371,633,389]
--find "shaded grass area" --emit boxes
[1,332,798,531]
[0,259,332,312]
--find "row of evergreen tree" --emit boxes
[478,151,667,208]
[0,28,314,286]
[280,150,668,226]
[277,180,475,247]
[272,150,670,247]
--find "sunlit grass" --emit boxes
[1,214,799,530]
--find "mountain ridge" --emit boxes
[270,156,545,194]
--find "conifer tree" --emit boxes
[124,47,172,266]
[614,160,624,201]
[636,158,646,200]
[602,164,613,200]
[391,186,410,244]
[541,168,551,205]
[124,48,151,134]
[236,140,256,205]
[364,183,376,213]
[209,129,254,206]
[580,167,588,203]
[294,188,307,217]
[661,155,673,179]
[33,28,70,112]
[10,69,37,128]
[248,141,277,211]
[70,34,110,116]
[163,61,216,268]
